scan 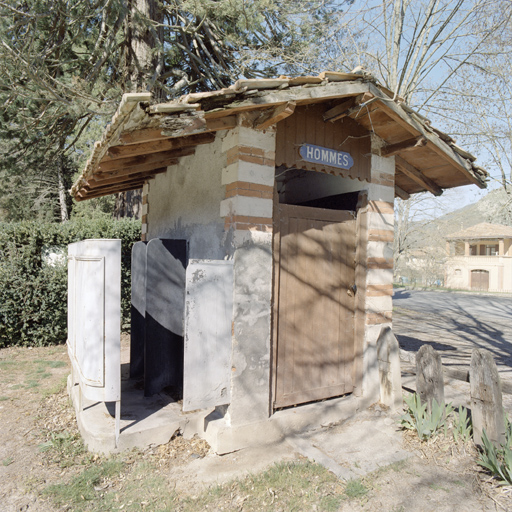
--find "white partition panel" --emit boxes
[183,260,233,412]
[67,239,121,404]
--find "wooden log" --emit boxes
[253,101,296,130]
[395,156,443,196]
[377,326,403,411]
[470,348,506,447]
[106,132,215,160]
[381,136,427,157]
[416,344,444,410]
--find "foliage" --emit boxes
[477,429,512,485]
[0,219,140,347]
[401,393,454,441]
[452,406,473,443]
[452,405,473,443]
[0,0,345,221]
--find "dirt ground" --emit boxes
[1,342,512,512]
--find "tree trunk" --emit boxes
[116,0,163,218]
[57,156,69,222]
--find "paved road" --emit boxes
[393,288,512,412]
[393,289,512,379]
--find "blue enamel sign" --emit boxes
[299,144,354,170]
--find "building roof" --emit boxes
[70,71,488,201]
[446,223,512,240]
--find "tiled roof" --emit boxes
[70,71,488,201]
[446,222,512,240]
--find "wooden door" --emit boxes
[471,269,489,291]
[273,204,356,409]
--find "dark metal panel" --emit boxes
[144,238,187,397]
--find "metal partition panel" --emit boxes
[183,260,233,412]
[144,239,187,397]
[130,241,147,378]
[67,239,121,403]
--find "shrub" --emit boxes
[0,218,140,347]
[400,393,454,440]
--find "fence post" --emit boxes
[416,344,444,410]
[377,326,403,411]
[470,348,505,447]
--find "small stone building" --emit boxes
[71,72,487,451]
[445,223,512,292]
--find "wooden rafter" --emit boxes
[96,158,180,179]
[87,167,167,189]
[381,136,427,157]
[323,92,374,123]
[395,156,443,196]
[254,102,296,130]
[98,147,195,173]
[106,132,214,161]
[367,83,482,187]
[394,184,410,200]
[76,181,145,201]
[323,97,356,122]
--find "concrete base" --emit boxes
[202,394,374,454]
[68,375,211,454]
[69,371,377,455]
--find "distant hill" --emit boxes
[434,188,512,236]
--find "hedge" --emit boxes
[0,218,141,347]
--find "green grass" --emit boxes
[181,460,344,512]
[43,459,346,512]
[344,478,368,499]
[0,357,68,393]
[39,430,89,468]
[45,459,126,509]
[2,457,14,466]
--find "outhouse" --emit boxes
[71,72,487,452]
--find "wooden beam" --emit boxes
[381,136,427,157]
[254,101,296,130]
[202,82,372,120]
[395,155,443,196]
[205,115,237,132]
[106,132,214,161]
[98,147,194,173]
[394,184,410,200]
[88,167,167,189]
[119,116,237,145]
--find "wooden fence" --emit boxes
[399,345,508,447]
